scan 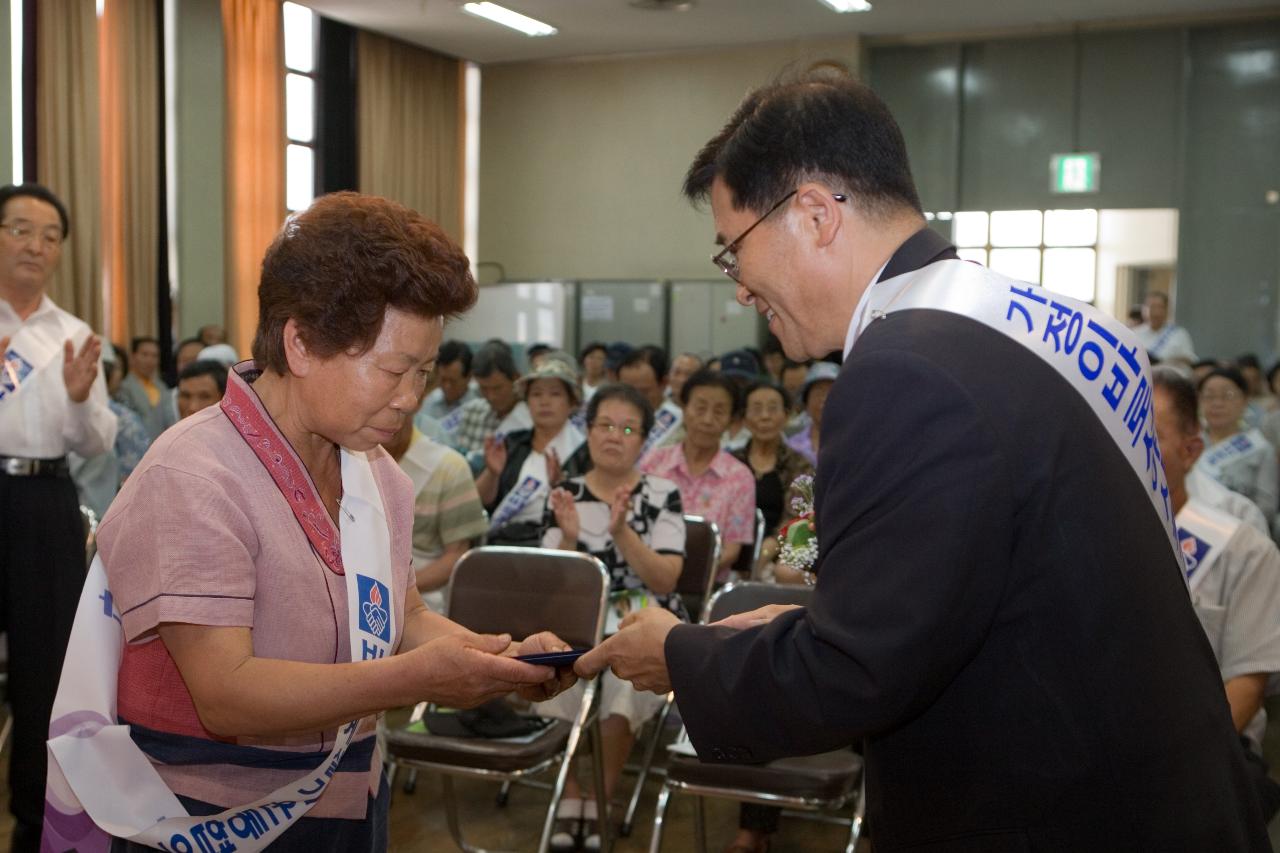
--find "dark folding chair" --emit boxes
[649,582,864,853]
[618,516,721,837]
[382,546,611,853]
[729,508,766,581]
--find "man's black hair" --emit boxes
[0,183,70,237]
[579,341,607,362]
[586,382,655,437]
[683,70,921,218]
[179,360,229,395]
[680,368,743,418]
[438,339,473,374]
[1152,366,1198,435]
[473,342,519,381]
[1236,353,1262,371]
[131,336,160,354]
[619,345,669,382]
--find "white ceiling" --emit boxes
[300,0,1278,65]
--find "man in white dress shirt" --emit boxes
[1133,291,1197,367]
[0,184,116,851]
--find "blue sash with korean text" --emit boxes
[42,450,396,852]
[865,260,1182,570]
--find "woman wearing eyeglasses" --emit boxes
[1194,366,1279,529]
[538,382,688,852]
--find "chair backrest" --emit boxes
[446,546,609,651]
[706,581,814,624]
[731,508,766,579]
[678,515,720,599]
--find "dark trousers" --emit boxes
[0,471,86,851]
[109,772,391,853]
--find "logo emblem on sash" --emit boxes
[1,349,33,402]
[1178,528,1211,580]
[357,574,390,641]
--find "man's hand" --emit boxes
[506,631,579,702]
[575,608,679,694]
[712,603,804,631]
[483,435,508,475]
[63,335,101,403]
[411,630,553,709]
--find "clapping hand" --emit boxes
[607,485,632,538]
[63,335,101,403]
[545,446,562,488]
[548,487,580,548]
[483,435,508,475]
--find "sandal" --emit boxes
[580,799,603,852]
[549,797,583,851]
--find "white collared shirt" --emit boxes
[841,261,891,360]
[0,295,116,458]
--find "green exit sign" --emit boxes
[1051,153,1101,194]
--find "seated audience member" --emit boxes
[579,341,608,404]
[1133,290,1197,367]
[70,345,151,519]
[1269,361,1280,402]
[603,341,633,383]
[787,361,838,467]
[761,334,785,382]
[620,346,683,459]
[526,342,554,371]
[451,343,532,469]
[477,352,589,547]
[537,383,687,852]
[117,335,176,441]
[1154,367,1280,754]
[667,352,703,403]
[640,368,755,579]
[174,337,204,375]
[1237,354,1272,426]
[383,400,488,613]
[732,380,814,579]
[1194,367,1279,527]
[196,323,226,346]
[419,339,477,428]
[780,358,811,432]
[1126,305,1144,328]
[176,360,228,420]
[718,349,761,451]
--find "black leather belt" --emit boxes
[0,455,71,478]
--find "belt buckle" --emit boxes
[2,457,37,476]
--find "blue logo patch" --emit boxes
[0,349,33,402]
[1177,528,1211,581]
[356,574,391,642]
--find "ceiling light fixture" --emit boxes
[462,2,558,37]
[817,0,872,12]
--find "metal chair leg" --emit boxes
[404,766,419,794]
[589,715,612,853]
[441,774,487,853]
[694,795,708,853]
[622,699,672,835]
[495,780,512,807]
[648,784,672,853]
[845,775,866,853]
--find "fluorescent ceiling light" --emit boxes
[817,0,872,11]
[462,2,557,36]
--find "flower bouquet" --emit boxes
[777,474,818,585]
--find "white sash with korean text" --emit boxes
[640,401,682,460]
[0,310,71,404]
[489,423,584,533]
[1149,324,1180,358]
[1198,429,1267,480]
[42,449,396,852]
[866,260,1182,568]
[1175,500,1239,593]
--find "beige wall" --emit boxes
[478,38,860,282]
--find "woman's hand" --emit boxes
[545,446,562,487]
[506,631,579,702]
[408,630,555,709]
[607,485,632,538]
[484,435,507,476]
[549,487,580,547]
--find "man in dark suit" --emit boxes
[577,72,1270,851]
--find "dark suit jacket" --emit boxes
[665,228,1269,851]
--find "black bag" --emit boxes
[425,699,552,739]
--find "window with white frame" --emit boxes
[940,208,1099,303]
[283,2,316,211]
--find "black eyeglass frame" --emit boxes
[710,189,848,282]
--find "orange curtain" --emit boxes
[36,0,102,330]
[222,0,284,360]
[99,0,160,344]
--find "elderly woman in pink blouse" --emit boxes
[58,194,572,852]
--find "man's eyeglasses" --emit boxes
[2,221,62,250]
[711,189,848,282]
[591,421,641,437]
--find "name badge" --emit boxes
[0,348,34,402]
